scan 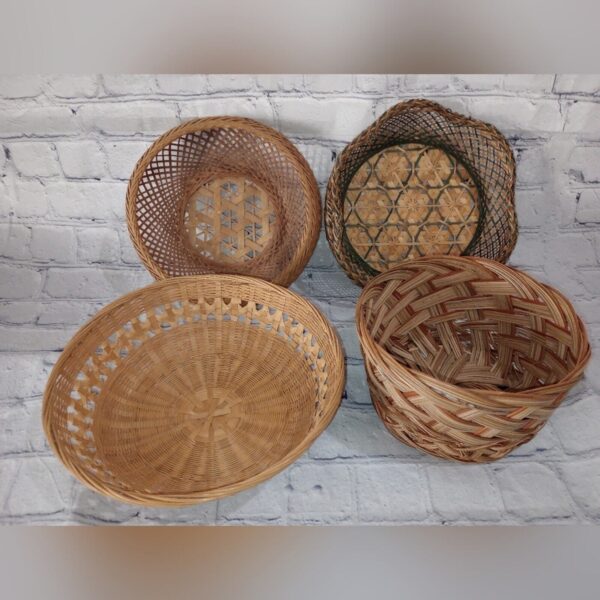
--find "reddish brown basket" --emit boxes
[356,256,590,463]
[326,99,518,286]
[127,117,321,287]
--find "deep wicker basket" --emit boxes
[326,99,518,286]
[43,275,345,506]
[126,117,321,287]
[356,256,590,463]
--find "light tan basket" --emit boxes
[127,117,321,287]
[356,256,590,463]
[326,99,518,286]
[43,275,345,506]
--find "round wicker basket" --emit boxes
[356,256,590,463]
[326,99,518,286]
[43,276,345,506]
[126,117,321,287]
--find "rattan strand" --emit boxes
[356,256,590,463]
[326,99,518,286]
[43,275,345,506]
[126,117,321,287]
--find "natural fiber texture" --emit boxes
[326,99,518,286]
[127,117,321,287]
[43,276,345,506]
[345,143,480,270]
[356,256,590,463]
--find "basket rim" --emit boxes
[325,98,518,286]
[43,274,345,507]
[125,116,321,288]
[355,256,591,399]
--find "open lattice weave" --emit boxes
[43,276,345,506]
[356,257,590,462]
[326,99,518,286]
[127,117,321,287]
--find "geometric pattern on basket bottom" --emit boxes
[183,176,276,263]
[344,143,480,271]
[61,297,330,497]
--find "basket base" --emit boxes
[92,320,317,496]
[369,382,536,463]
[182,175,277,264]
[344,143,480,272]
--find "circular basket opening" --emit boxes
[356,257,590,462]
[43,276,345,505]
[127,117,321,287]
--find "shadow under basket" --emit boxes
[356,256,590,463]
[326,99,518,287]
[43,276,345,506]
[126,117,321,287]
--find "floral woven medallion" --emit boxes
[183,176,276,263]
[343,143,480,271]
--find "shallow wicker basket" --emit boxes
[126,117,321,287]
[356,256,590,463]
[326,99,518,286]
[43,275,345,506]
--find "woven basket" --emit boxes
[43,275,345,506]
[326,99,518,286]
[126,117,321,287]
[356,256,590,463]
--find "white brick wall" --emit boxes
[1,74,599,525]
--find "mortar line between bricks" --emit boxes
[3,90,570,103]
[0,132,563,146]
[415,463,434,519]
[68,513,142,525]
[0,322,79,330]
[544,461,587,521]
[258,451,600,464]
[349,463,359,522]
[4,175,126,183]
[0,261,147,272]
[0,77,588,99]
[0,510,67,523]
[483,465,510,520]
[559,97,568,133]
[0,512,590,526]
[0,395,46,407]
[0,460,21,514]
[283,469,291,525]
[0,220,132,229]
[0,258,148,270]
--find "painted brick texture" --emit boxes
[0,74,599,525]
